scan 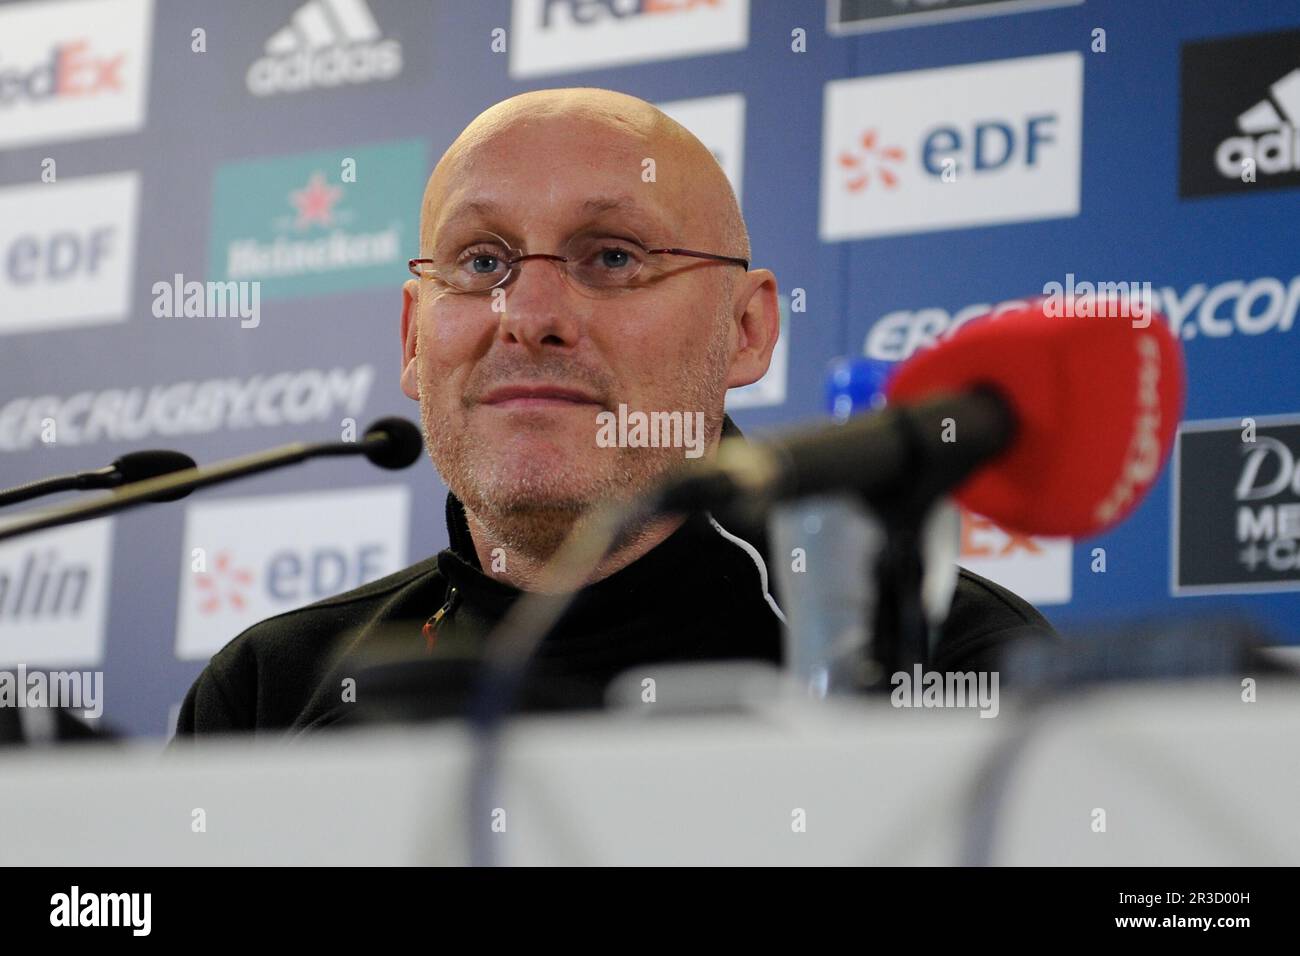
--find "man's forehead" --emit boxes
[420,94,734,250]
[430,193,677,240]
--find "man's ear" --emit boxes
[400,278,420,401]
[725,268,780,390]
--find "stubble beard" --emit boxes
[418,317,733,565]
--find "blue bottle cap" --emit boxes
[824,357,893,420]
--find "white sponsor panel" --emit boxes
[175,486,409,659]
[0,519,113,666]
[821,52,1082,240]
[658,93,746,203]
[0,0,153,149]
[658,93,782,407]
[0,172,140,336]
[727,293,789,409]
[510,0,749,78]
[959,509,1072,605]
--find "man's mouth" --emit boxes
[478,384,604,410]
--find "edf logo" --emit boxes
[820,52,1082,241]
[921,115,1060,178]
[175,487,410,661]
[265,545,388,603]
[5,228,116,285]
[193,545,391,615]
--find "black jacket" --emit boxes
[176,430,1056,737]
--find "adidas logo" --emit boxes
[1215,67,1300,178]
[246,0,402,97]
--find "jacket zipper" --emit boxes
[423,586,458,653]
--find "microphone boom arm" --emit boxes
[0,423,416,544]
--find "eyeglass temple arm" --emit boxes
[648,248,750,271]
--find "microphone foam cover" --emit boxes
[112,450,198,502]
[886,298,1185,538]
[363,417,424,470]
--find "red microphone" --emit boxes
[656,297,1185,539]
[886,297,1185,537]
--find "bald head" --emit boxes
[420,87,748,261]
[399,87,780,576]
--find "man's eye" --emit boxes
[598,247,632,269]
[461,248,505,273]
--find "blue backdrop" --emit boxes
[1,0,1297,737]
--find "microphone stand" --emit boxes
[0,418,420,544]
[861,398,987,684]
[870,515,930,681]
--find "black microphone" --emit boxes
[0,450,198,509]
[655,297,1186,539]
[655,390,1016,518]
[0,417,422,544]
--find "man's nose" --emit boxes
[496,256,583,352]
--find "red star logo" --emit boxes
[839,129,905,192]
[290,171,343,228]
[194,550,255,615]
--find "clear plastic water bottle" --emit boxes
[770,358,961,696]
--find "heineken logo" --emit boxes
[291,172,343,228]
[208,139,425,300]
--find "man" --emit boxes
[176,88,1053,736]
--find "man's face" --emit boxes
[402,113,745,551]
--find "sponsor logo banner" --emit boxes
[1180,27,1300,198]
[828,0,1082,35]
[0,365,375,451]
[0,520,113,667]
[175,486,410,659]
[1173,416,1300,595]
[864,271,1300,362]
[0,172,140,336]
[246,0,402,96]
[510,0,749,78]
[208,139,425,300]
[821,52,1082,240]
[727,294,788,409]
[657,94,768,403]
[658,93,746,203]
[958,508,1072,606]
[0,0,153,149]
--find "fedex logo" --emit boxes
[0,0,152,150]
[511,0,748,78]
[958,509,1072,606]
[961,512,1045,559]
[541,0,720,27]
[0,41,125,105]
